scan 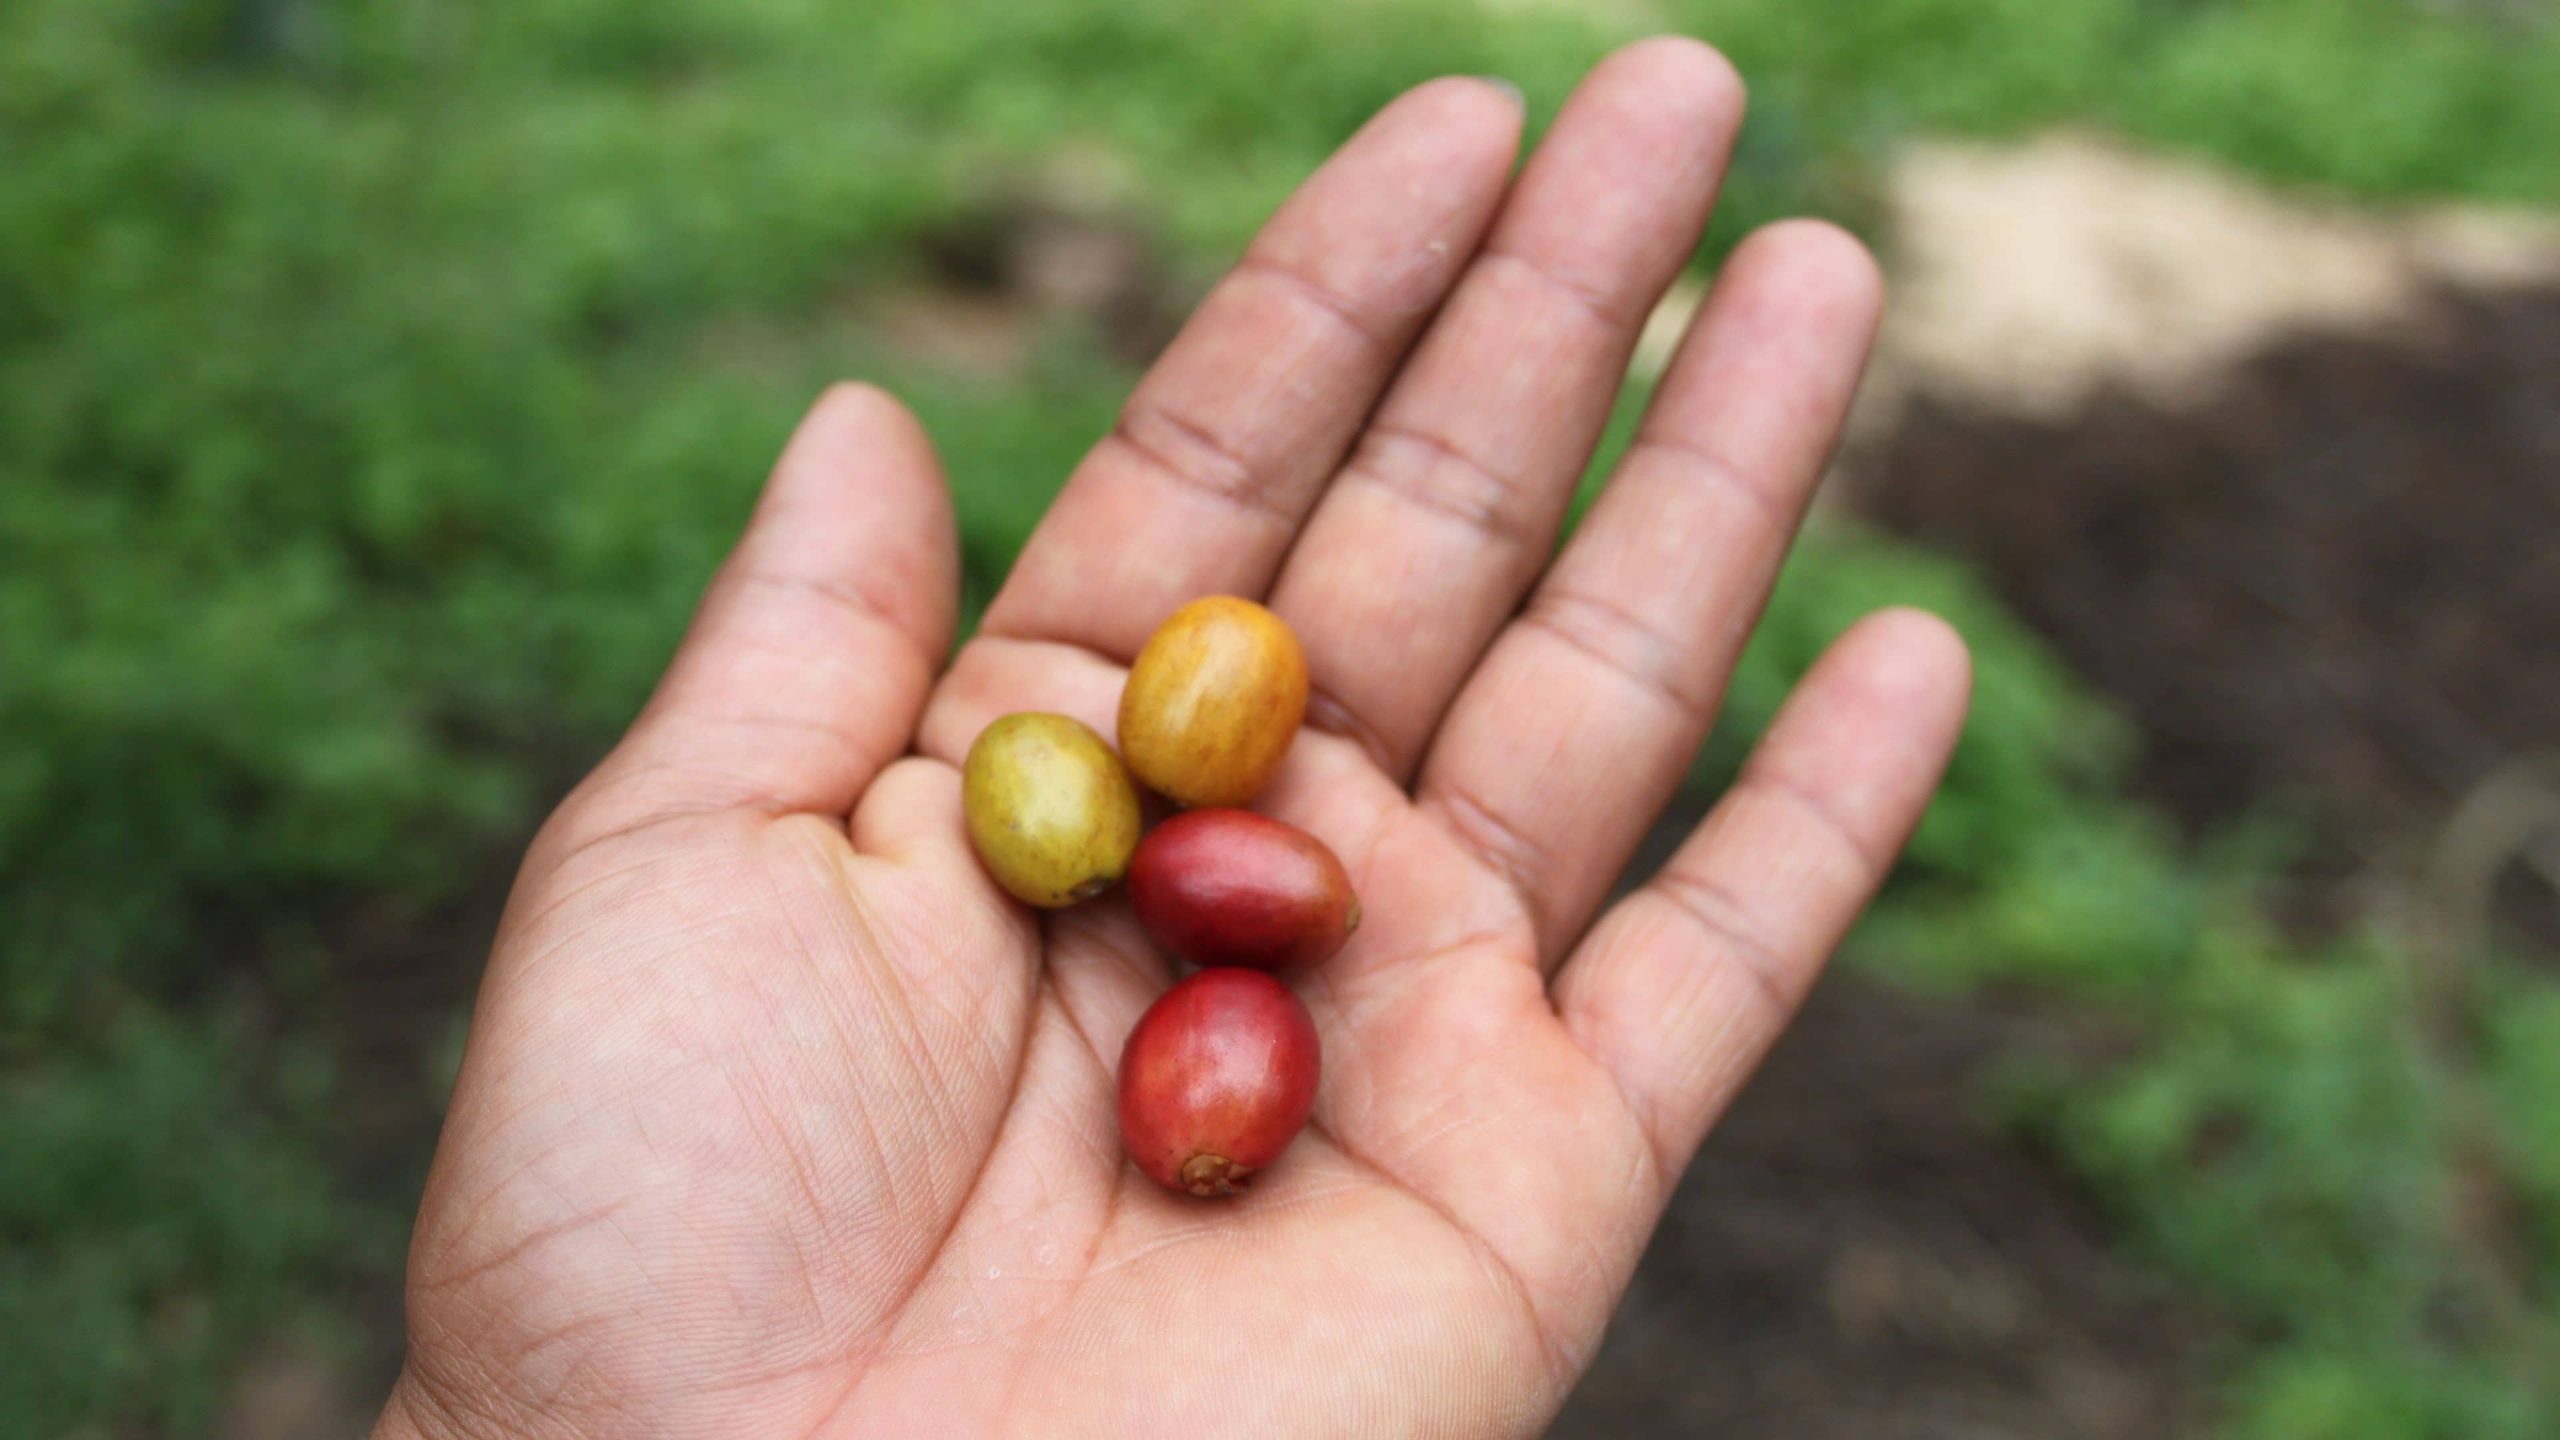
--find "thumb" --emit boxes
[556,383,959,849]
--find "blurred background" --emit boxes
[5,0,2558,1435]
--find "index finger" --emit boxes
[979,77,1522,661]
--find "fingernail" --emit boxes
[1474,76,1523,106]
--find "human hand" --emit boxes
[379,38,1970,1440]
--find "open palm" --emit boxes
[381,40,1969,1440]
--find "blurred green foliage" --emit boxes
[4,0,2556,1432]
[0,1012,362,1431]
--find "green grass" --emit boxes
[0,1012,365,1432]
[4,0,2557,1432]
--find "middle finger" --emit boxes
[1267,37,1746,779]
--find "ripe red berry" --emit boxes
[1128,809,1359,971]
[1117,968,1320,1197]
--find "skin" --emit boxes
[961,712,1142,907]
[379,39,1972,1440]
[1118,595,1310,807]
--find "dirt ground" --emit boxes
[1866,281,2560,854]
[1854,140,2560,943]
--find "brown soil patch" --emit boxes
[1860,280,2560,900]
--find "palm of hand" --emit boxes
[386,42,1969,1440]
[411,744,1645,1437]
